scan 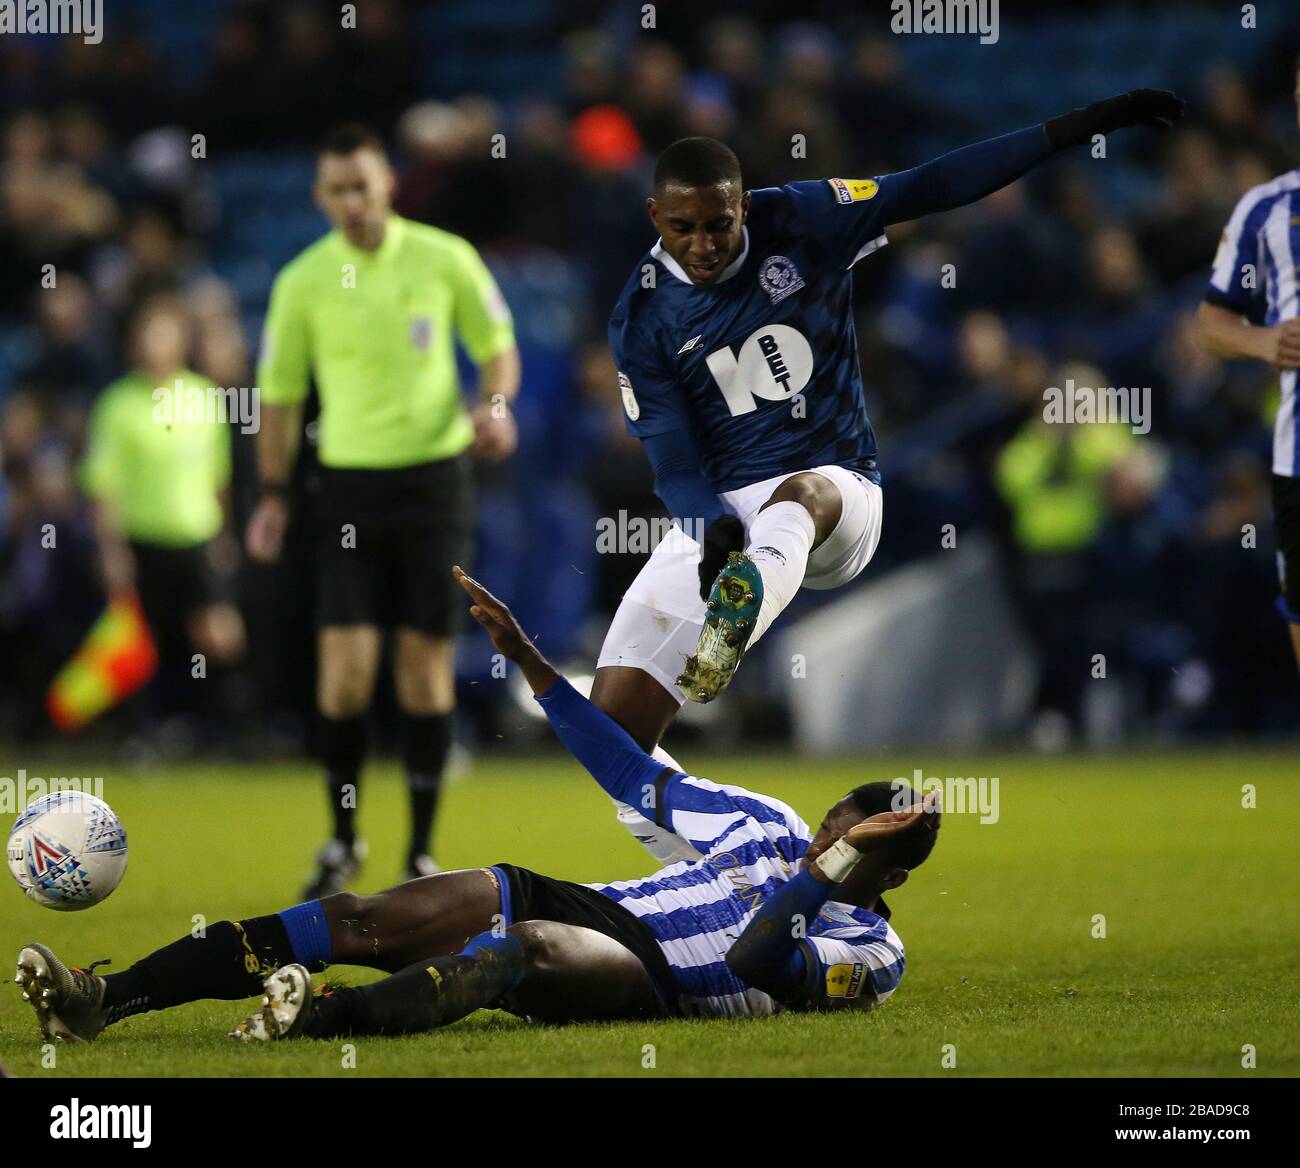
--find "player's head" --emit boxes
[315,122,395,250]
[128,296,191,379]
[648,136,750,285]
[803,781,941,906]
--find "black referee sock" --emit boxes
[100,915,298,1023]
[400,711,452,862]
[320,714,367,847]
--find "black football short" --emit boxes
[130,539,224,664]
[1273,473,1300,623]
[314,454,474,635]
[490,863,679,1015]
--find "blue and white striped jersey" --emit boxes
[588,773,905,1018]
[1205,168,1300,476]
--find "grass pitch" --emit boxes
[1,746,1297,1077]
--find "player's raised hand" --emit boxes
[452,565,531,660]
[843,792,941,853]
[1045,89,1185,151]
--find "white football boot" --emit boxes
[229,963,316,1042]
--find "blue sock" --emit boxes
[277,900,333,971]
[461,929,525,982]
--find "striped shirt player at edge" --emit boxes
[245,122,521,897]
[1195,52,1300,673]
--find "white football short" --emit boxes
[596,464,883,703]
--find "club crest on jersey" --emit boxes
[828,178,879,204]
[757,256,805,304]
[409,316,431,351]
[617,371,640,421]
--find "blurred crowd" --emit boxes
[2,0,1299,751]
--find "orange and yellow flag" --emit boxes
[46,593,158,733]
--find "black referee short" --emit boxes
[130,539,224,664]
[314,453,474,636]
[1273,473,1300,623]
[490,863,679,1014]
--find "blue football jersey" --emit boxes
[608,177,889,492]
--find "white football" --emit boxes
[6,792,128,910]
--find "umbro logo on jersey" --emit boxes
[677,335,703,355]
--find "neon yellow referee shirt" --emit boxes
[257,215,515,469]
[81,369,232,547]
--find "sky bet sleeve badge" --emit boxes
[828,178,880,204]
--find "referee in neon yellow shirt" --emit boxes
[246,124,520,896]
[83,298,247,702]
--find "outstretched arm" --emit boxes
[453,566,666,811]
[790,90,1184,269]
[453,567,803,854]
[874,124,1052,226]
[876,89,1184,226]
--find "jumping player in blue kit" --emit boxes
[592,89,1184,866]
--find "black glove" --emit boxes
[698,515,745,601]
[1045,88,1184,151]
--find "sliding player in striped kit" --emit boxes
[1195,53,1300,673]
[598,91,1183,865]
[14,570,938,1041]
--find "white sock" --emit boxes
[745,501,816,647]
[651,744,684,773]
[612,744,702,865]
